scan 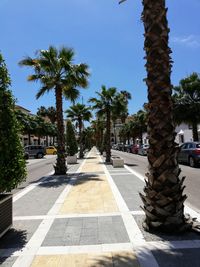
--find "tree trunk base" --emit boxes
[54,164,67,175]
[142,214,200,234]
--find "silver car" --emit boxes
[178,142,200,167]
[24,145,46,159]
[138,144,149,156]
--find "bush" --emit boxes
[0,53,26,193]
[66,120,78,156]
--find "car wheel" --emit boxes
[189,157,196,167]
[37,153,43,159]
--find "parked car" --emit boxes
[124,144,132,152]
[130,144,139,154]
[116,143,124,151]
[178,142,200,167]
[138,144,149,156]
[24,145,46,159]
[46,146,57,155]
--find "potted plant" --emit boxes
[66,120,78,164]
[0,53,26,238]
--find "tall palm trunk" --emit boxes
[79,119,84,158]
[192,122,199,141]
[54,86,67,175]
[140,0,188,233]
[106,109,111,162]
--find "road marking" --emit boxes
[124,164,145,182]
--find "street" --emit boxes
[12,155,56,194]
[111,149,200,213]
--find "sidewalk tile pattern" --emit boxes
[14,176,70,216]
[111,174,144,211]
[42,216,129,246]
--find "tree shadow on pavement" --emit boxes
[125,163,138,167]
[0,229,27,265]
[36,173,102,188]
[90,253,140,267]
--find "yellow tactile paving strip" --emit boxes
[79,155,104,173]
[31,251,140,267]
[59,151,118,214]
[59,174,118,213]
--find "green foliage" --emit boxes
[66,120,78,156]
[19,46,90,174]
[82,127,94,150]
[66,103,92,158]
[173,73,200,141]
[0,53,26,193]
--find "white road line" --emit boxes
[124,164,145,182]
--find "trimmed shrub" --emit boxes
[66,120,78,156]
[0,53,26,193]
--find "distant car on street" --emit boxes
[46,146,57,155]
[124,144,132,152]
[130,144,139,154]
[24,145,46,159]
[178,142,200,167]
[138,144,149,156]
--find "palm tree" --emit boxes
[173,73,200,142]
[66,103,92,158]
[119,0,190,232]
[89,86,117,162]
[19,46,89,174]
[134,109,147,144]
[91,118,105,153]
[37,106,57,145]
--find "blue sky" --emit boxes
[1,0,200,118]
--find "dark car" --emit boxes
[24,145,46,159]
[178,142,200,167]
[130,144,139,154]
[124,144,132,152]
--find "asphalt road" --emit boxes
[111,149,200,213]
[12,155,56,194]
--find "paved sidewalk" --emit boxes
[1,147,200,266]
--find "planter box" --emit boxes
[67,155,77,164]
[111,157,124,168]
[0,194,12,238]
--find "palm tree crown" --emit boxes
[89,85,118,162]
[66,103,92,158]
[19,46,89,174]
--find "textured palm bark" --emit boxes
[140,0,189,232]
[192,122,199,142]
[54,86,67,175]
[106,109,111,162]
[79,119,84,159]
